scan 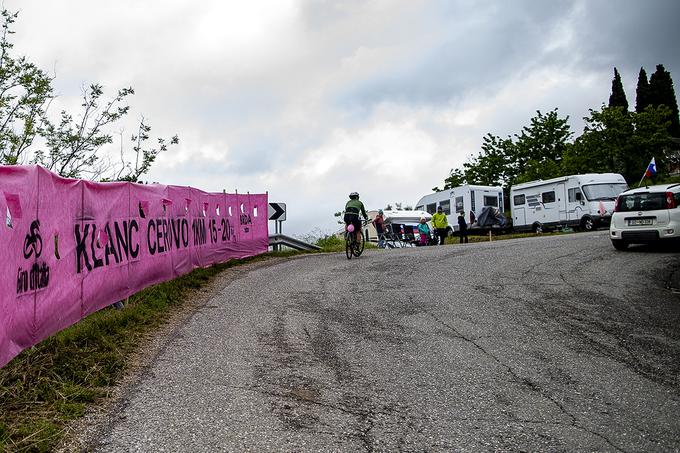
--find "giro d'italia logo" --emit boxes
[17,219,50,295]
[23,220,43,259]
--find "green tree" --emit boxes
[33,82,179,181]
[635,67,651,113]
[512,109,573,183]
[564,105,671,182]
[608,67,629,111]
[649,64,680,137]
[1,7,178,181]
[437,109,573,190]
[112,117,179,182]
[35,84,135,179]
[464,133,514,187]
[0,9,53,165]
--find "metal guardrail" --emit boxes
[268,234,321,251]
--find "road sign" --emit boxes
[268,202,286,221]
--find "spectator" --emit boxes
[458,212,469,243]
[418,217,431,246]
[372,210,386,248]
[431,205,448,245]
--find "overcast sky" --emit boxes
[10,0,680,236]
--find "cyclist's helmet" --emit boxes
[349,192,359,199]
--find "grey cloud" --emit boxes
[571,0,680,71]
[329,1,579,108]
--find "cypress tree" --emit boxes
[635,67,651,113]
[649,64,680,138]
[608,67,629,111]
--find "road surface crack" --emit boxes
[426,310,628,453]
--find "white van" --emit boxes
[415,184,504,232]
[510,173,628,232]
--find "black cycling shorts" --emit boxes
[344,213,361,232]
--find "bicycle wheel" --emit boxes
[345,233,353,259]
[353,231,365,257]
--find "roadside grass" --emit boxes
[316,234,345,252]
[445,230,570,244]
[0,251,299,453]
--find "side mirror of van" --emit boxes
[575,192,582,201]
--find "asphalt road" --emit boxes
[89,231,680,452]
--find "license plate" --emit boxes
[628,218,653,226]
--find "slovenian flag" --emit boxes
[645,157,657,178]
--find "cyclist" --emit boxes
[344,192,368,244]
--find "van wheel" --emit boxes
[611,239,628,251]
[581,216,596,231]
[532,223,543,234]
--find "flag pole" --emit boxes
[637,174,646,188]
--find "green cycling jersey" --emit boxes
[345,199,368,218]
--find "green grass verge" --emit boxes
[0,252,299,453]
[445,230,569,244]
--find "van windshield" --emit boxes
[582,183,628,201]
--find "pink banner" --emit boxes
[0,166,268,367]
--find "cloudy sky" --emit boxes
[10,0,680,236]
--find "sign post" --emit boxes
[268,202,286,251]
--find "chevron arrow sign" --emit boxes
[268,203,286,221]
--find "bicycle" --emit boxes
[342,218,369,259]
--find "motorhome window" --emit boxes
[483,195,498,207]
[439,199,451,215]
[415,205,424,211]
[455,197,464,212]
[426,203,437,214]
[470,190,476,213]
[542,191,556,203]
[498,194,503,211]
[568,188,582,203]
[618,192,665,212]
[582,183,628,201]
[513,194,525,205]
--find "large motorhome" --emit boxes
[415,184,504,232]
[510,173,628,232]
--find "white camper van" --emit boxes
[415,184,504,232]
[510,173,628,232]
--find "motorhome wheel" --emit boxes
[581,216,595,231]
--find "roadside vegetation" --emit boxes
[316,234,345,252]
[444,230,568,244]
